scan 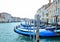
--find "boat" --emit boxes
[14,24,60,37]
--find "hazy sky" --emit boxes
[0,0,53,19]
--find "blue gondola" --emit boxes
[14,24,60,37]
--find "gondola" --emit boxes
[14,24,60,37]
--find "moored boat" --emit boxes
[14,24,60,37]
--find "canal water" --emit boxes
[0,22,60,42]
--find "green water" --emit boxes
[0,22,60,42]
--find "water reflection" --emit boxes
[16,35,33,42]
[40,37,60,42]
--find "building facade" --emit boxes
[11,17,20,22]
[0,12,21,23]
[36,0,60,25]
[0,12,12,22]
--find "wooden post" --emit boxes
[36,15,40,42]
[55,16,58,27]
[30,19,31,39]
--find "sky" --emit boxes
[0,0,53,19]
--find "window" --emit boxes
[58,18,59,22]
[0,14,1,16]
[54,18,56,23]
[42,12,44,17]
[54,8,60,14]
[58,18,60,22]
[46,13,48,17]
[56,0,58,4]
[58,0,60,3]
[58,8,60,12]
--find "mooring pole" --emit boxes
[36,15,40,42]
[30,19,31,39]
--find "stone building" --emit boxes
[0,12,12,22]
[36,0,60,25]
[11,17,20,22]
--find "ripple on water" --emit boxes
[0,23,60,42]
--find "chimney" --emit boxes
[53,0,55,2]
[49,0,51,3]
[48,0,51,5]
